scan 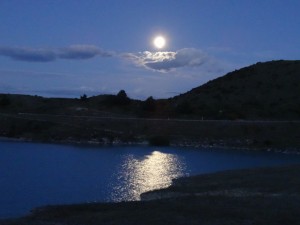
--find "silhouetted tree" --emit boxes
[80,94,88,101]
[0,95,11,107]
[116,90,130,105]
[148,135,170,146]
[143,96,156,111]
[117,90,127,98]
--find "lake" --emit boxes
[1,140,300,219]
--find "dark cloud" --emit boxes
[0,47,56,62]
[58,45,113,59]
[123,48,209,72]
[0,45,112,62]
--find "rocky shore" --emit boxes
[2,135,300,156]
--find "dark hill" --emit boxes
[171,60,300,119]
[1,60,299,120]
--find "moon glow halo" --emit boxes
[153,36,166,49]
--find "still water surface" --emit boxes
[1,140,300,219]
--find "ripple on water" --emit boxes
[109,151,187,201]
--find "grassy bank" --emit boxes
[1,112,300,150]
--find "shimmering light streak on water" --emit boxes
[110,151,186,201]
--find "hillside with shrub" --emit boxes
[171,60,300,120]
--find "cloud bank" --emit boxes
[0,45,223,75]
[0,45,112,62]
[123,48,209,72]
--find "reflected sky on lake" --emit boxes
[109,151,187,201]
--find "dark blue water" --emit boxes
[1,140,300,219]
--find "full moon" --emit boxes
[153,36,166,49]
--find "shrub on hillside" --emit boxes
[148,135,170,146]
[0,95,11,107]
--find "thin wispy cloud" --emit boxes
[122,48,210,72]
[0,45,113,62]
[58,45,113,59]
[0,47,56,62]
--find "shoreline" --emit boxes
[1,135,300,155]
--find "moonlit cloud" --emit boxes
[1,45,212,73]
[122,48,210,72]
[0,45,112,62]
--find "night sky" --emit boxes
[0,0,299,99]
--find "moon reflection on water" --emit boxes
[109,151,187,201]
